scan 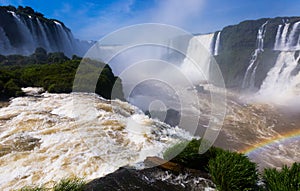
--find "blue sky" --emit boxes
[1,0,300,40]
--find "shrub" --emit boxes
[18,186,45,191]
[3,79,23,97]
[263,162,300,191]
[163,139,223,172]
[53,177,85,191]
[208,150,258,191]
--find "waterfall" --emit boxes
[0,10,92,57]
[257,20,300,104]
[180,33,214,83]
[274,21,300,51]
[287,21,300,48]
[258,51,300,102]
[36,18,51,51]
[280,23,290,49]
[8,11,35,54]
[242,21,268,89]
[274,25,283,50]
[0,27,13,54]
[213,31,221,56]
[54,21,74,56]
[27,16,39,45]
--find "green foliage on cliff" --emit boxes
[19,186,45,191]
[163,139,223,172]
[263,162,300,191]
[53,178,85,191]
[208,150,258,191]
[18,177,85,191]
[164,139,300,190]
[1,5,56,23]
[0,48,124,100]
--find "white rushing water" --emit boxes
[242,21,268,89]
[0,11,93,57]
[8,11,35,54]
[180,33,214,83]
[256,20,300,105]
[0,93,192,190]
[36,18,51,51]
[0,27,13,54]
[213,31,221,56]
[274,21,300,51]
[257,51,300,105]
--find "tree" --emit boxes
[31,47,48,63]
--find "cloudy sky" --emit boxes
[1,0,300,40]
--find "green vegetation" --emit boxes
[18,177,85,191]
[164,139,300,191]
[263,162,300,191]
[19,186,45,191]
[163,139,223,172]
[0,48,124,100]
[208,150,258,191]
[1,5,57,23]
[53,178,85,191]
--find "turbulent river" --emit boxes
[0,92,192,190]
[0,88,299,190]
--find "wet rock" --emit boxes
[84,157,215,191]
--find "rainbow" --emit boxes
[240,128,300,155]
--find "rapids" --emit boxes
[0,92,192,190]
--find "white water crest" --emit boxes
[0,93,192,190]
[180,33,214,83]
[273,22,300,51]
[213,31,221,56]
[242,21,268,89]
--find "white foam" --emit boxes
[0,93,192,190]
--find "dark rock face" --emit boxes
[0,6,93,57]
[84,157,215,191]
[145,108,180,127]
[84,167,185,191]
[164,108,181,127]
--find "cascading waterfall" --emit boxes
[8,11,35,54]
[287,21,300,48]
[0,11,92,57]
[54,21,76,56]
[242,21,268,89]
[274,25,283,50]
[180,33,214,83]
[258,51,300,102]
[280,23,290,49]
[0,27,13,54]
[26,16,39,45]
[213,31,221,56]
[36,18,51,51]
[274,21,300,51]
[257,20,300,104]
